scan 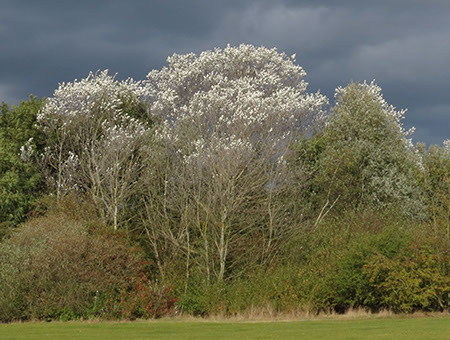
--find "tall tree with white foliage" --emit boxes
[143,44,328,282]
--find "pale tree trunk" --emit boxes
[217,209,229,281]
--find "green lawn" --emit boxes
[0,317,449,339]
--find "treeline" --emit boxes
[0,45,448,321]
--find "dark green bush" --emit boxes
[329,227,410,311]
[320,226,449,313]
[0,97,45,232]
[174,266,302,316]
[223,265,302,315]
[176,275,210,316]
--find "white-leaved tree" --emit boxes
[142,44,328,282]
[444,139,450,151]
[37,70,151,230]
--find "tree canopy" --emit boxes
[0,97,44,230]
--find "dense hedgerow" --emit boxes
[169,210,449,316]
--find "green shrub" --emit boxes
[283,210,397,312]
[319,226,449,313]
[176,276,210,316]
[223,265,302,315]
[363,246,449,313]
[174,266,302,316]
[0,212,149,321]
[328,227,410,312]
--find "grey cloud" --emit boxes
[0,0,448,145]
[407,105,450,145]
[216,1,450,145]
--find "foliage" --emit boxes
[279,210,407,312]
[36,71,152,229]
[225,265,302,314]
[0,211,148,321]
[320,226,449,313]
[172,210,450,316]
[363,246,449,313]
[0,45,449,318]
[0,97,44,231]
[112,275,177,319]
[142,44,328,284]
[173,265,302,316]
[418,142,450,237]
[329,227,411,312]
[293,82,424,220]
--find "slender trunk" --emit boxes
[185,219,190,293]
[265,189,274,260]
[56,141,64,201]
[145,225,164,279]
[204,233,210,283]
[113,204,118,231]
[217,209,228,281]
[218,223,226,281]
[197,201,210,284]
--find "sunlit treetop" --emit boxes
[145,44,329,162]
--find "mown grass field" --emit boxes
[0,316,449,340]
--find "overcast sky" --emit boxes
[1,0,449,145]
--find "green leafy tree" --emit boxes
[0,96,44,231]
[293,81,425,221]
[418,142,450,238]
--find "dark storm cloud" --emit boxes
[0,0,243,100]
[1,0,448,144]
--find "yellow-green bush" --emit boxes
[363,246,449,313]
